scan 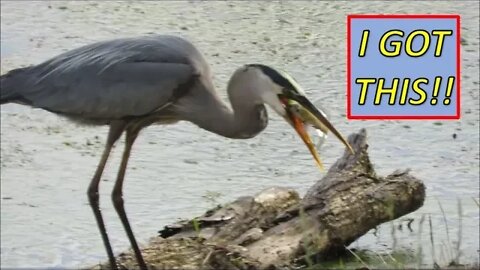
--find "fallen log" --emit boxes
[92,128,425,270]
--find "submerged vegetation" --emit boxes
[196,188,478,270]
[300,198,479,270]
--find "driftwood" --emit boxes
[92,128,425,270]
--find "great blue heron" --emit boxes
[0,35,353,269]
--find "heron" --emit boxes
[0,34,353,269]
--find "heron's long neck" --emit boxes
[184,74,267,139]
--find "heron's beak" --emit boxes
[280,95,354,171]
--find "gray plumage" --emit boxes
[1,35,272,139]
[3,36,205,120]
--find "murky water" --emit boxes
[1,1,478,268]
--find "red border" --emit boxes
[346,14,461,120]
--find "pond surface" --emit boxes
[1,1,479,268]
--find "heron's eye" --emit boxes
[281,88,299,99]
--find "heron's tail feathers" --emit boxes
[1,66,32,105]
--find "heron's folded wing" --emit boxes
[22,62,195,119]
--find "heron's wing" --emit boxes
[28,62,194,118]
[16,36,204,119]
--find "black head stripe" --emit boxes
[247,64,296,90]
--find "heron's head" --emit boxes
[246,64,354,170]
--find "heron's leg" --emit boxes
[111,126,148,270]
[87,122,126,270]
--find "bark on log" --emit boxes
[91,128,425,270]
